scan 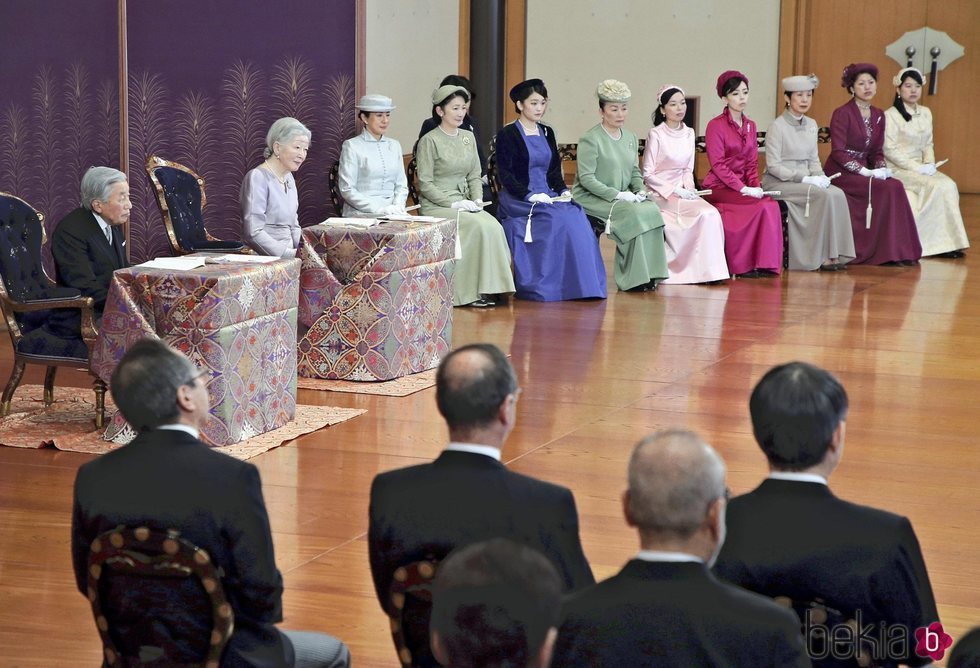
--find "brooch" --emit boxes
[462,136,471,145]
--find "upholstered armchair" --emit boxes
[145,156,246,255]
[0,192,106,427]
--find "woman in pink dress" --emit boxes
[702,70,784,277]
[825,63,921,265]
[642,84,729,283]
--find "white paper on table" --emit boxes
[321,217,380,228]
[138,256,207,270]
[207,254,280,264]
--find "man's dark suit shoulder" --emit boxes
[554,561,809,667]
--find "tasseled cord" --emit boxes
[865,176,873,229]
[454,208,463,259]
[525,202,536,243]
[805,185,812,218]
[605,199,622,236]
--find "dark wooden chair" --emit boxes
[405,156,421,207]
[0,192,106,427]
[772,595,881,668]
[387,558,440,667]
[327,162,343,215]
[145,155,246,256]
[87,525,235,668]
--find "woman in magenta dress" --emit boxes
[824,63,921,265]
[642,84,729,284]
[702,70,784,277]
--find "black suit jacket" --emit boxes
[552,560,810,667]
[71,429,292,667]
[713,479,939,667]
[368,450,594,665]
[494,121,567,199]
[52,207,128,312]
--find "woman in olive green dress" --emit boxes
[572,79,667,291]
[416,84,515,307]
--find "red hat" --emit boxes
[841,63,879,89]
[716,70,748,97]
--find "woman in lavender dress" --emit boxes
[240,117,310,257]
[494,79,607,301]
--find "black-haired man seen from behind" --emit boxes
[714,361,939,667]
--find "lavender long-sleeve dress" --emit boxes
[240,167,301,257]
[824,100,921,264]
[702,108,783,275]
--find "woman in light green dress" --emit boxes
[572,79,667,291]
[416,84,515,307]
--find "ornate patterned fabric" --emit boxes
[92,259,300,445]
[298,220,455,381]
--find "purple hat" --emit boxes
[841,63,879,89]
[716,70,748,97]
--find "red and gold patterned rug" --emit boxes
[0,385,364,461]
[297,367,437,396]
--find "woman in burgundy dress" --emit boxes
[703,70,784,277]
[824,63,921,265]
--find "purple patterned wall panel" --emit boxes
[0,0,120,268]
[126,0,357,263]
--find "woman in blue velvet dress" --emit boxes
[494,79,607,301]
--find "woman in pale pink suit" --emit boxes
[642,85,729,283]
[703,70,784,276]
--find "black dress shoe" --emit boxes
[900,259,919,266]
[934,250,966,259]
[736,270,763,278]
[466,297,496,308]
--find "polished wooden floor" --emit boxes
[2,197,979,666]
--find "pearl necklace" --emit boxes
[264,160,290,192]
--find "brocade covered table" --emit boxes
[92,258,300,445]
[297,219,455,381]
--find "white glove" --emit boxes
[452,200,480,212]
[560,190,572,197]
[633,191,649,203]
[528,193,553,204]
[802,175,831,189]
[740,186,764,199]
[917,163,938,176]
[481,175,490,186]
[615,191,635,202]
[674,187,698,200]
[858,167,873,178]
[381,204,405,216]
[871,168,890,180]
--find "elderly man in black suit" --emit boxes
[552,429,810,668]
[368,342,594,667]
[713,361,940,668]
[71,338,350,667]
[52,166,131,317]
